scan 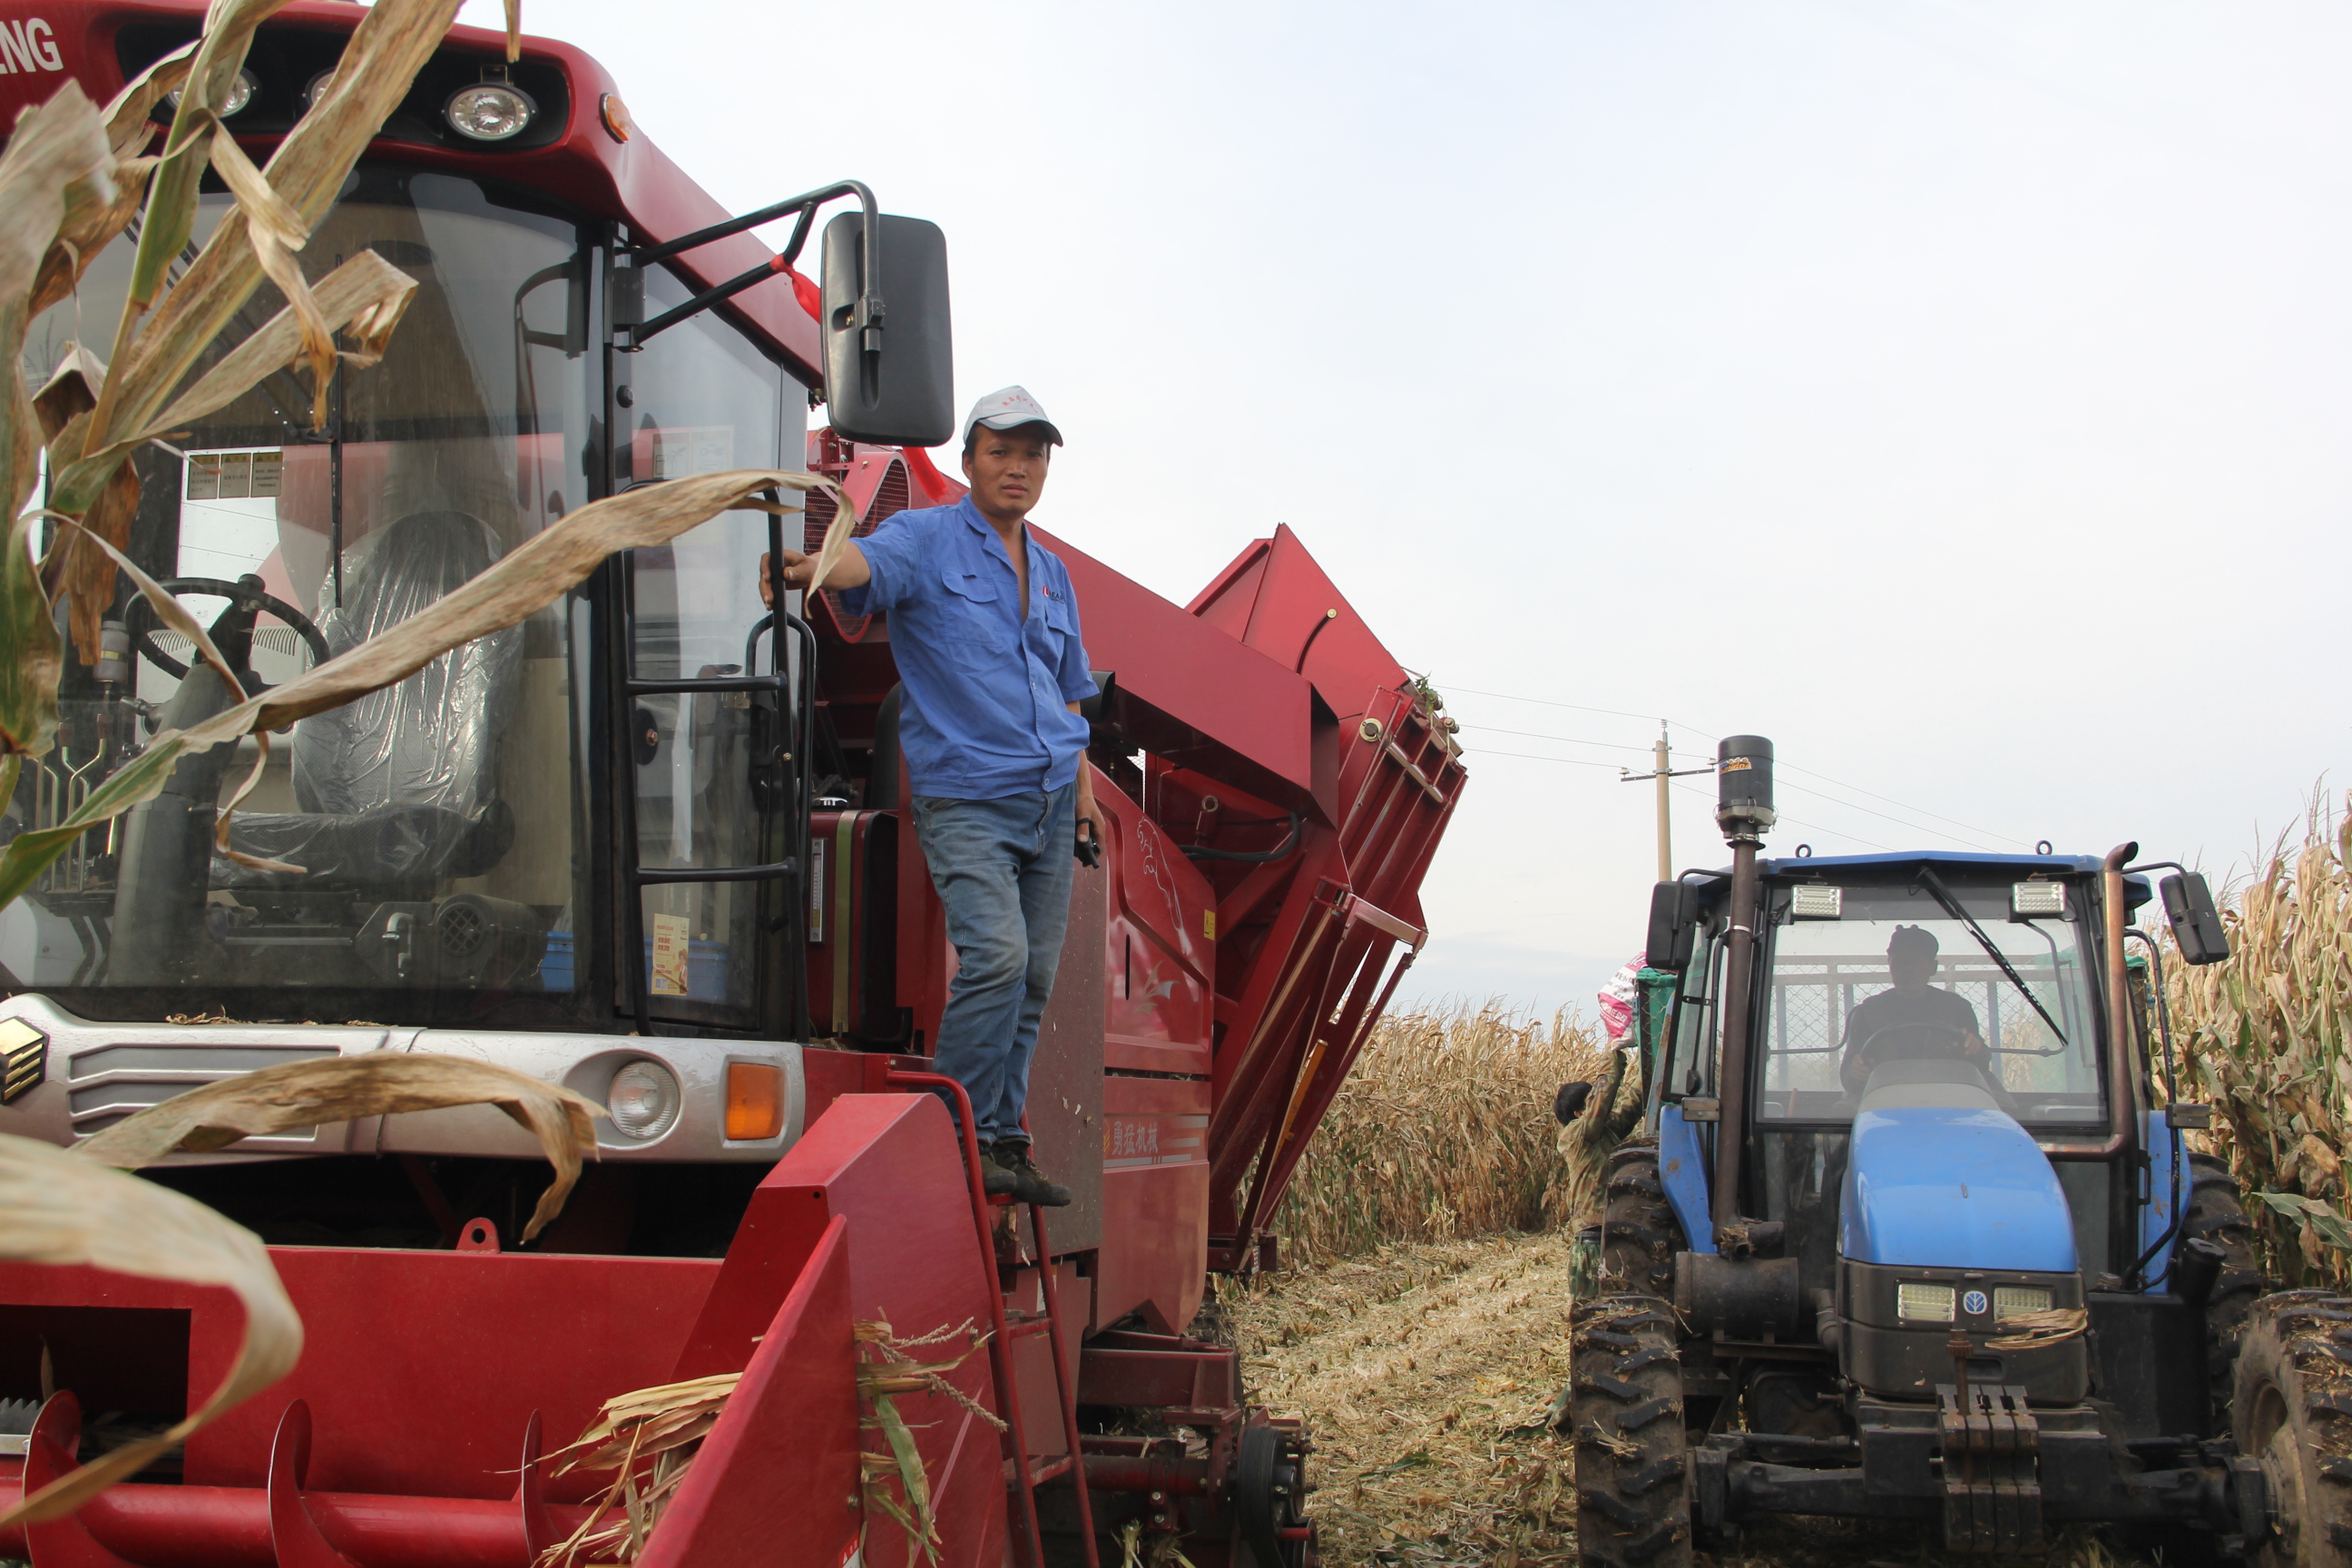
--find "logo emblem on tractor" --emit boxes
[0,1018,46,1105]
[1962,1289,1990,1317]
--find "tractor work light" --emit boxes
[1896,1283,1956,1322]
[164,68,257,118]
[2013,880,2067,917]
[1790,885,1843,920]
[1994,1286,2054,1320]
[606,1059,681,1140]
[445,72,536,142]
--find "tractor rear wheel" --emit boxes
[2185,1152,2263,1408]
[1599,1144,1681,1298]
[2233,1291,2352,1568]
[1570,1294,1691,1568]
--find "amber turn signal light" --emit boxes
[726,1063,783,1141]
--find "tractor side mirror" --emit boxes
[1647,879,1700,972]
[820,211,954,447]
[2161,872,2230,966]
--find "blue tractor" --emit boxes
[1563,737,2339,1565]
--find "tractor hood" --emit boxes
[1838,1063,2078,1274]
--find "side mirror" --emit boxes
[1646,879,1700,972]
[820,211,953,447]
[2161,872,2230,966]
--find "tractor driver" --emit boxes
[762,387,1102,1209]
[1837,925,1989,1096]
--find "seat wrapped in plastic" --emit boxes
[216,511,522,891]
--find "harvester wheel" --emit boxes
[1570,1294,1691,1568]
[2185,1151,2263,1407]
[1599,1145,1681,1298]
[2234,1291,2352,1568]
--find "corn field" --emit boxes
[2168,790,2352,1289]
[1269,1002,1614,1267]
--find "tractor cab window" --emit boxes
[2,169,594,1014]
[1753,881,2103,1128]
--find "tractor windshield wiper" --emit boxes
[1913,866,2067,1045]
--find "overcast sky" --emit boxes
[469,0,2352,1021]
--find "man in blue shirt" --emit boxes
[770,387,1102,1206]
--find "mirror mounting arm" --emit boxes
[615,179,883,350]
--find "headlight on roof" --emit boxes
[445,71,536,142]
[164,67,257,118]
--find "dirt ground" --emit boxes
[1219,1231,2158,1568]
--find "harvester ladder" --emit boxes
[887,1069,1100,1568]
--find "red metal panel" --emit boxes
[1093,1161,1210,1338]
[668,1094,1005,1568]
[0,1251,717,1506]
[1032,526,1322,821]
[637,1217,861,1568]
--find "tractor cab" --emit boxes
[1567,737,2267,1565]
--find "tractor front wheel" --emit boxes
[2185,1151,2263,1409]
[1569,1294,1691,1568]
[1598,1144,1681,1297]
[2234,1291,2352,1568]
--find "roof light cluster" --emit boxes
[156,60,537,143]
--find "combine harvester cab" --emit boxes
[0,6,1466,1564]
[1561,737,2326,1564]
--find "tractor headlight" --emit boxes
[445,77,536,142]
[606,1059,681,1140]
[1994,1286,2053,1320]
[1897,1283,1956,1322]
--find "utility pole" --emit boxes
[1620,722,1710,882]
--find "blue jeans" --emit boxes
[909,783,1077,1144]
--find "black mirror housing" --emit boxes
[1647,879,1699,972]
[821,212,953,447]
[2161,872,2230,966]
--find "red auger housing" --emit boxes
[0,5,1466,1563]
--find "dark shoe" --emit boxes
[995,1141,1073,1207]
[975,1142,1021,1198]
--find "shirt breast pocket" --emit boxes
[939,569,1008,665]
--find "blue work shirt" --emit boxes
[838,496,1094,799]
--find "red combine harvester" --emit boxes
[0,5,1465,1563]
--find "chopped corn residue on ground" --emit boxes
[1227,1232,1581,1567]
[1229,1231,2161,1568]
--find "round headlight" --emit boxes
[164,68,257,119]
[445,81,535,142]
[301,70,336,113]
[607,1059,681,1140]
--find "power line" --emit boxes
[1455,724,1710,760]
[1469,749,1627,770]
[1669,779,1898,855]
[1449,681,2031,849]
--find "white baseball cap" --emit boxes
[960,385,1064,450]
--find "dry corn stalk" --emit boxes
[856,1318,997,1568]
[0,1132,300,1528]
[1272,1003,1610,1267]
[2167,789,2352,1287]
[540,1373,742,1566]
[74,1054,600,1241]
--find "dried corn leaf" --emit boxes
[76,1054,598,1242]
[0,1132,300,1527]
[1984,1307,2088,1351]
[94,0,461,456]
[548,1372,741,1475]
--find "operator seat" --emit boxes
[1855,1057,2025,1122]
[214,510,523,889]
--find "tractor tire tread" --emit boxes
[2234,1292,2352,1568]
[2179,1162,2264,1413]
[1572,1293,1692,1568]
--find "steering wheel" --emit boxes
[1849,1019,1974,1064]
[125,576,329,681]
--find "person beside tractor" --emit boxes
[1835,922,1989,1094]
[767,387,1103,1206]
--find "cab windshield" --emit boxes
[1754,880,2105,1128]
[3,166,791,1026]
